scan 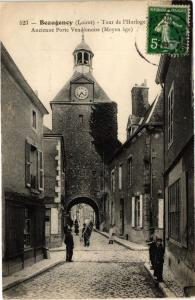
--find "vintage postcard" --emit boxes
[1,0,194,299]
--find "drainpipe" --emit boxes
[161,82,166,247]
[150,132,154,235]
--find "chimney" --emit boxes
[34,90,38,96]
[131,82,149,117]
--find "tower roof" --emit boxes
[73,34,93,54]
[51,71,112,104]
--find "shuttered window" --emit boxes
[158,198,164,229]
[119,165,122,190]
[25,140,43,191]
[111,169,115,192]
[38,150,44,190]
[25,140,31,187]
[181,172,187,247]
[132,195,143,228]
[139,195,143,228]
[128,157,132,187]
[132,197,135,227]
[168,179,181,242]
[168,82,174,147]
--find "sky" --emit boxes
[0,1,162,142]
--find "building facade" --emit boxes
[1,44,48,275]
[107,83,164,244]
[50,36,119,229]
[156,53,194,287]
[43,126,65,248]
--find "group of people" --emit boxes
[147,236,165,282]
[64,219,94,262]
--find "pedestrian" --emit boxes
[153,238,165,282]
[82,223,88,247]
[74,219,79,236]
[108,224,115,244]
[64,228,74,262]
[64,224,69,235]
[146,234,156,270]
[85,221,93,246]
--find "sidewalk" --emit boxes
[97,229,184,298]
[144,263,184,298]
[95,229,148,251]
[3,250,65,292]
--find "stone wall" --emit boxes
[1,63,43,196]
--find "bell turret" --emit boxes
[73,34,94,74]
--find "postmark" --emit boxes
[147,6,190,55]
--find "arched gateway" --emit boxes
[50,36,119,232]
[66,196,100,229]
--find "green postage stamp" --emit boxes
[147,6,189,55]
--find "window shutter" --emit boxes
[140,195,143,228]
[38,150,44,190]
[132,197,135,227]
[25,140,31,187]
[181,171,187,248]
[165,187,169,239]
[158,198,164,229]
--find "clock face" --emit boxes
[75,86,89,100]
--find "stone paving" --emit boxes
[4,232,163,299]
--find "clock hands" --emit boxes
[75,86,88,99]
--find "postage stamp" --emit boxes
[147,6,189,55]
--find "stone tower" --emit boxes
[50,36,119,227]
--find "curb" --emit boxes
[95,229,148,251]
[3,259,65,292]
[144,263,177,298]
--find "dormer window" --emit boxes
[32,110,37,129]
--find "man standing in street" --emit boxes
[146,234,156,270]
[154,238,165,282]
[64,228,74,262]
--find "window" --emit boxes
[128,157,132,187]
[168,179,181,242]
[79,115,83,124]
[158,198,164,229]
[24,208,31,248]
[132,195,143,228]
[38,150,44,190]
[77,52,82,64]
[32,110,37,129]
[111,169,115,192]
[84,52,89,64]
[119,165,122,190]
[30,145,38,189]
[168,82,174,147]
[25,140,44,191]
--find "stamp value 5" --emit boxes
[147,6,189,56]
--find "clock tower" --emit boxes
[50,36,119,228]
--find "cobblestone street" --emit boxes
[4,232,163,299]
